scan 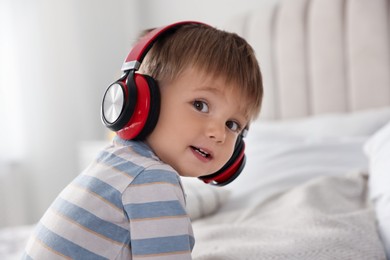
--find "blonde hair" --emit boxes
[138,23,263,121]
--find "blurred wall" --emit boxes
[136,0,266,29]
[0,0,140,226]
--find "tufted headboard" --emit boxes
[224,0,390,120]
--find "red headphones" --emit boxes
[101,21,246,186]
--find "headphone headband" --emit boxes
[121,21,207,72]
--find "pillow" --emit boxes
[181,177,230,220]
[364,120,390,258]
[226,107,390,207]
[364,120,390,198]
[249,106,390,138]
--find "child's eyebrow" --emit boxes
[194,86,222,93]
[195,85,239,98]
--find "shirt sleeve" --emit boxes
[122,168,194,259]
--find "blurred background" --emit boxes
[0,0,267,228]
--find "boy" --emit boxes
[23,21,263,259]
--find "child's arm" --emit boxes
[123,170,194,259]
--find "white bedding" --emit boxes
[192,172,385,259]
[191,107,390,259]
[0,225,32,259]
[365,120,390,258]
[227,107,390,207]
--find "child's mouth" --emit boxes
[190,146,211,159]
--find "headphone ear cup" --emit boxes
[101,73,137,132]
[199,137,246,186]
[115,73,160,140]
[133,74,160,140]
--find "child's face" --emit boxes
[146,67,248,178]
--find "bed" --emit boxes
[1,0,390,259]
[189,107,390,259]
[190,0,390,259]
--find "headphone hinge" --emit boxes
[121,60,141,72]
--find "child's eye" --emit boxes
[226,121,241,132]
[193,100,209,113]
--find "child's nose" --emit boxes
[206,121,226,143]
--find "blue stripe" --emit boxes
[73,174,122,209]
[132,234,194,256]
[52,197,130,244]
[97,150,143,178]
[125,200,186,219]
[190,234,195,250]
[132,169,180,185]
[34,223,107,260]
[131,143,155,158]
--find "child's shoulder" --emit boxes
[95,138,181,185]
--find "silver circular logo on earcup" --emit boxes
[102,83,125,124]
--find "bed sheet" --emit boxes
[0,225,32,259]
[191,107,390,259]
[192,171,386,259]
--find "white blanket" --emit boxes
[192,172,386,260]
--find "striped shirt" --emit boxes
[23,137,195,259]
